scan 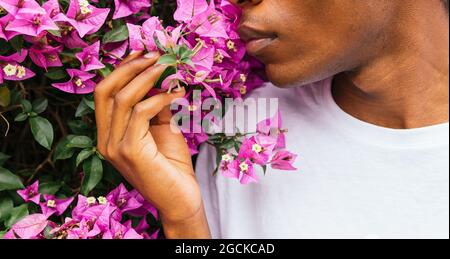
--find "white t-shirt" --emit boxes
[195,78,449,239]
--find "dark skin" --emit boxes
[94,0,449,238]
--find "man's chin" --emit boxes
[265,64,308,88]
[265,63,334,88]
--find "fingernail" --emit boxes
[144,52,159,59]
[129,50,139,55]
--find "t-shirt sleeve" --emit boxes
[195,143,222,239]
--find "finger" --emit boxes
[108,64,168,148]
[94,52,160,155]
[120,51,144,65]
[95,52,160,97]
[123,88,186,145]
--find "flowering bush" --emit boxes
[0,0,297,239]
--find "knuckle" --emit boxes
[114,92,130,106]
[106,144,118,161]
[118,143,133,159]
[133,103,148,115]
[94,83,106,97]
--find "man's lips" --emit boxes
[238,25,277,56]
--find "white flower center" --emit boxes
[97,196,107,205]
[74,78,84,88]
[239,85,247,95]
[80,6,92,15]
[79,0,90,7]
[222,154,232,162]
[227,40,236,51]
[3,64,17,76]
[252,144,262,153]
[16,66,26,78]
[86,197,96,205]
[240,73,247,83]
[47,200,56,208]
[239,162,249,172]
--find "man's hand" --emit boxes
[94,51,210,238]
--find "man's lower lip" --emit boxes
[245,38,276,55]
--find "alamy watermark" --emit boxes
[169,90,280,135]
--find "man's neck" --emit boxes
[333,1,449,129]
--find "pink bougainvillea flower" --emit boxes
[2,229,17,239]
[127,17,163,51]
[42,0,61,18]
[189,1,229,39]
[29,45,63,70]
[52,69,96,94]
[113,0,151,20]
[103,219,143,239]
[161,71,184,91]
[238,158,258,184]
[106,184,142,216]
[66,218,91,239]
[71,197,115,235]
[270,150,298,171]
[0,14,20,40]
[239,135,277,165]
[127,189,159,220]
[103,41,129,65]
[17,180,40,205]
[75,41,104,71]
[0,0,45,16]
[49,217,78,236]
[6,12,59,37]
[10,214,48,239]
[0,50,35,84]
[155,25,183,49]
[257,110,286,149]
[219,154,240,179]
[173,0,209,23]
[184,132,209,155]
[53,0,109,38]
[39,194,74,217]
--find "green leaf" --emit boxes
[53,135,76,161]
[0,39,11,55]
[103,25,129,44]
[67,120,90,135]
[0,152,10,166]
[14,113,28,122]
[81,155,103,195]
[157,54,178,66]
[66,135,93,149]
[45,68,67,80]
[30,116,54,150]
[179,46,194,60]
[0,167,24,191]
[32,98,48,114]
[39,181,62,195]
[76,148,95,167]
[154,66,177,89]
[75,99,93,117]
[20,99,32,113]
[5,204,28,228]
[10,36,24,54]
[98,63,114,78]
[48,29,61,37]
[0,86,10,107]
[83,95,95,111]
[0,196,13,221]
[261,165,267,175]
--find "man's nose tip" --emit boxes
[228,0,263,7]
